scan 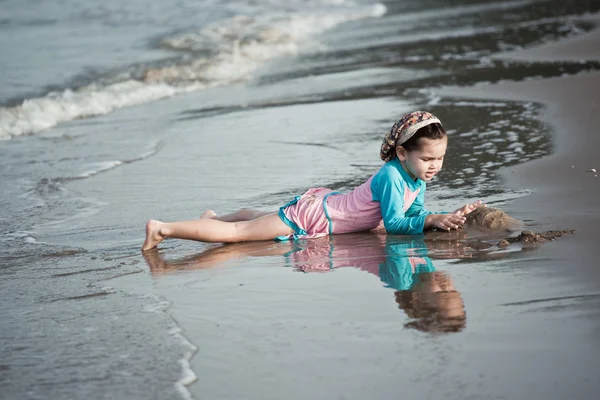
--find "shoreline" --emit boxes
[493,12,600,63]
[436,70,600,224]
[3,2,600,399]
[436,71,600,281]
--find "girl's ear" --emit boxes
[396,146,408,161]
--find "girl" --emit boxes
[142,111,482,251]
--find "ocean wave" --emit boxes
[72,143,161,180]
[0,80,198,140]
[0,3,386,140]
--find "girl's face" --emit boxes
[396,137,447,182]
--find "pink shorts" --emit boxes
[287,234,387,274]
[277,188,338,240]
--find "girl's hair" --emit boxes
[400,122,447,152]
[395,290,466,333]
[380,111,446,161]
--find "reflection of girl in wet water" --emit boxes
[143,233,467,333]
[289,235,466,333]
[395,273,466,333]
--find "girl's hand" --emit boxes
[453,200,484,217]
[425,214,466,231]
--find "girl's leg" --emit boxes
[142,213,293,251]
[201,209,274,222]
[143,241,294,273]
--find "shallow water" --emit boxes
[112,231,599,400]
[2,0,600,399]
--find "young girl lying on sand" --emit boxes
[142,111,482,251]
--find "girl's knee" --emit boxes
[232,221,255,242]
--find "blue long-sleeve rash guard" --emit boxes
[370,158,439,235]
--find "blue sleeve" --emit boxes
[371,169,427,235]
[379,257,436,291]
[378,240,435,291]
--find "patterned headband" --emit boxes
[380,111,442,162]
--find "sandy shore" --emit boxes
[143,39,600,398]
[150,21,600,400]
[494,13,600,62]
[438,57,600,283]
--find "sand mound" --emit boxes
[462,206,575,245]
[465,206,522,232]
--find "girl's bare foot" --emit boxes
[141,248,171,274]
[200,209,217,219]
[142,220,165,251]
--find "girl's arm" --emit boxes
[407,184,466,230]
[372,172,428,235]
[373,172,464,233]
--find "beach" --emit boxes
[2,0,600,399]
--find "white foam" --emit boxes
[0,3,386,140]
[142,295,198,400]
[0,80,188,140]
[508,142,525,153]
[153,4,386,83]
[24,236,37,243]
[169,325,198,400]
[528,136,543,143]
[454,101,509,107]
[73,141,160,179]
[77,160,124,179]
[506,131,519,141]
[1,231,38,243]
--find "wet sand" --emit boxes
[437,71,600,281]
[104,17,600,400]
[167,21,600,400]
[494,13,600,62]
[110,68,600,400]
